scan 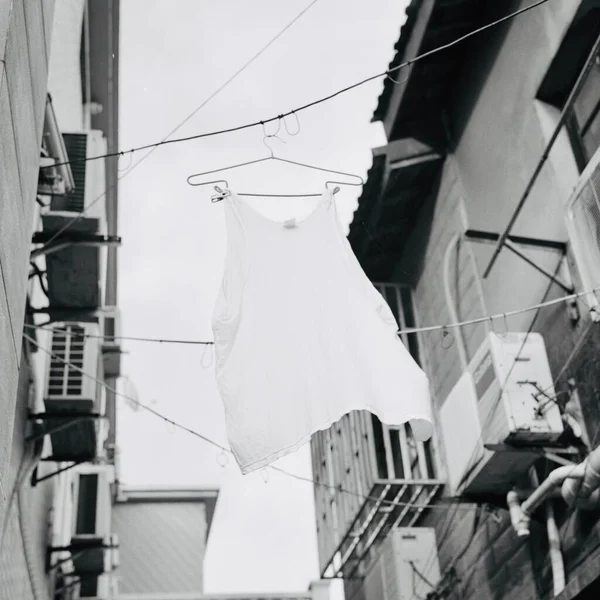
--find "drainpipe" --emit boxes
[561,447,600,508]
[529,469,565,596]
[507,445,600,537]
[546,500,565,596]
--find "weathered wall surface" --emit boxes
[401,2,600,598]
[0,0,55,536]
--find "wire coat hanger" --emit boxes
[186,121,364,202]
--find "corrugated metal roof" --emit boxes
[116,486,219,541]
[371,0,484,134]
[113,500,209,594]
[350,0,490,279]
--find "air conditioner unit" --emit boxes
[72,464,115,539]
[363,528,440,600]
[40,131,109,310]
[566,145,600,319]
[71,463,118,578]
[438,332,564,496]
[43,131,107,223]
[52,130,107,221]
[44,322,101,413]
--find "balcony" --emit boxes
[312,283,443,580]
[313,412,442,581]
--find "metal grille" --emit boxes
[48,325,85,397]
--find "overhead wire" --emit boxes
[24,268,596,587]
[28,0,566,585]
[424,285,600,599]
[23,285,600,346]
[40,0,552,174]
[415,257,571,600]
[338,257,577,597]
[38,0,323,250]
[22,331,477,515]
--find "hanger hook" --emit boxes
[386,70,409,86]
[117,150,134,172]
[261,119,282,140]
[282,111,301,136]
[262,125,286,158]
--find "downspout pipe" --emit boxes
[529,469,565,597]
[546,500,565,596]
[507,445,600,537]
[562,448,600,508]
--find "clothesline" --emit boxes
[40,0,551,171]
[22,332,475,514]
[24,285,599,345]
[36,0,322,251]
[35,0,553,255]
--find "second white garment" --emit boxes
[212,188,433,475]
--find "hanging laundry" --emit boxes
[212,188,433,474]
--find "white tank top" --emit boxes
[212,188,433,474]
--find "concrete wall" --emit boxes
[396,2,600,598]
[0,0,55,536]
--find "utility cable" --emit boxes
[22,332,476,515]
[41,0,552,172]
[24,286,600,346]
[24,263,582,588]
[416,257,568,599]
[38,0,323,249]
[421,262,599,599]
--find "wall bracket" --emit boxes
[30,232,121,260]
[464,229,573,294]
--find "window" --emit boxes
[566,52,600,169]
[538,5,600,171]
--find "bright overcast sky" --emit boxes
[117,0,408,594]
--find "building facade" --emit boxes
[0,1,122,598]
[312,1,600,599]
